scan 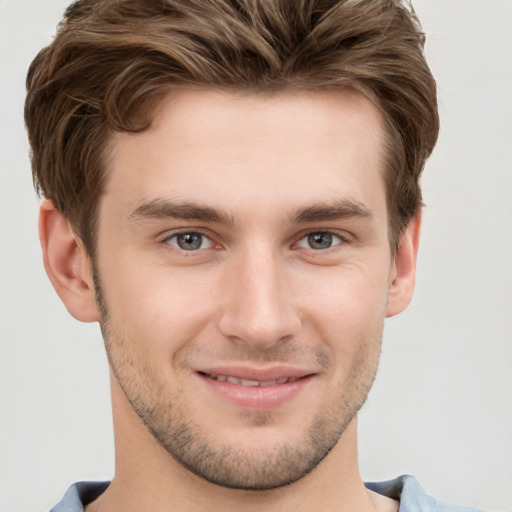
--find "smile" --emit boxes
[196,369,314,410]
[204,373,300,387]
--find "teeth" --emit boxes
[240,378,260,386]
[206,374,299,387]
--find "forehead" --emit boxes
[104,88,387,223]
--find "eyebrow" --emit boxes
[128,199,235,225]
[128,198,372,226]
[288,199,373,224]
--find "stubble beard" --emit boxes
[94,271,382,491]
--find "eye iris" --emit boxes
[177,233,203,250]
[308,232,332,249]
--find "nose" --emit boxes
[217,246,301,349]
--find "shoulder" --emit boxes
[50,481,109,512]
[365,475,485,512]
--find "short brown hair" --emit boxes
[25,0,439,256]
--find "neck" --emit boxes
[87,376,392,512]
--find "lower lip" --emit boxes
[197,373,314,410]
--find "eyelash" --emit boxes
[160,228,349,253]
[161,229,218,252]
[295,229,348,250]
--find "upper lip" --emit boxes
[195,365,314,382]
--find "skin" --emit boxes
[40,88,420,512]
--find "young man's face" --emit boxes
[88,88,416,489]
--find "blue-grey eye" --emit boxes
[308,233,332,249]
[297,232,342,250]
[167,232,214,251]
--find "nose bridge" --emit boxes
[218,241,299,348]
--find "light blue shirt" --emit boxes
[50,475,485,511]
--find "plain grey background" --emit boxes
[1,1,511,511]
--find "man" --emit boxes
[24,0,482,511]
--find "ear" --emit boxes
[385,213,422,318]
[39,199,99,322]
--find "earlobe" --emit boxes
[39,199,99,322]
[385,213,422,318]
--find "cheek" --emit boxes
[99,256,218,350]
[299,265,389,350]
[305,263,389,317]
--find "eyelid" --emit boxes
[158,227,351,252]
[160,228,220,251]
[293,229,350,249]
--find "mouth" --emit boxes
[195,367,315,410]
[200,372,301,387]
